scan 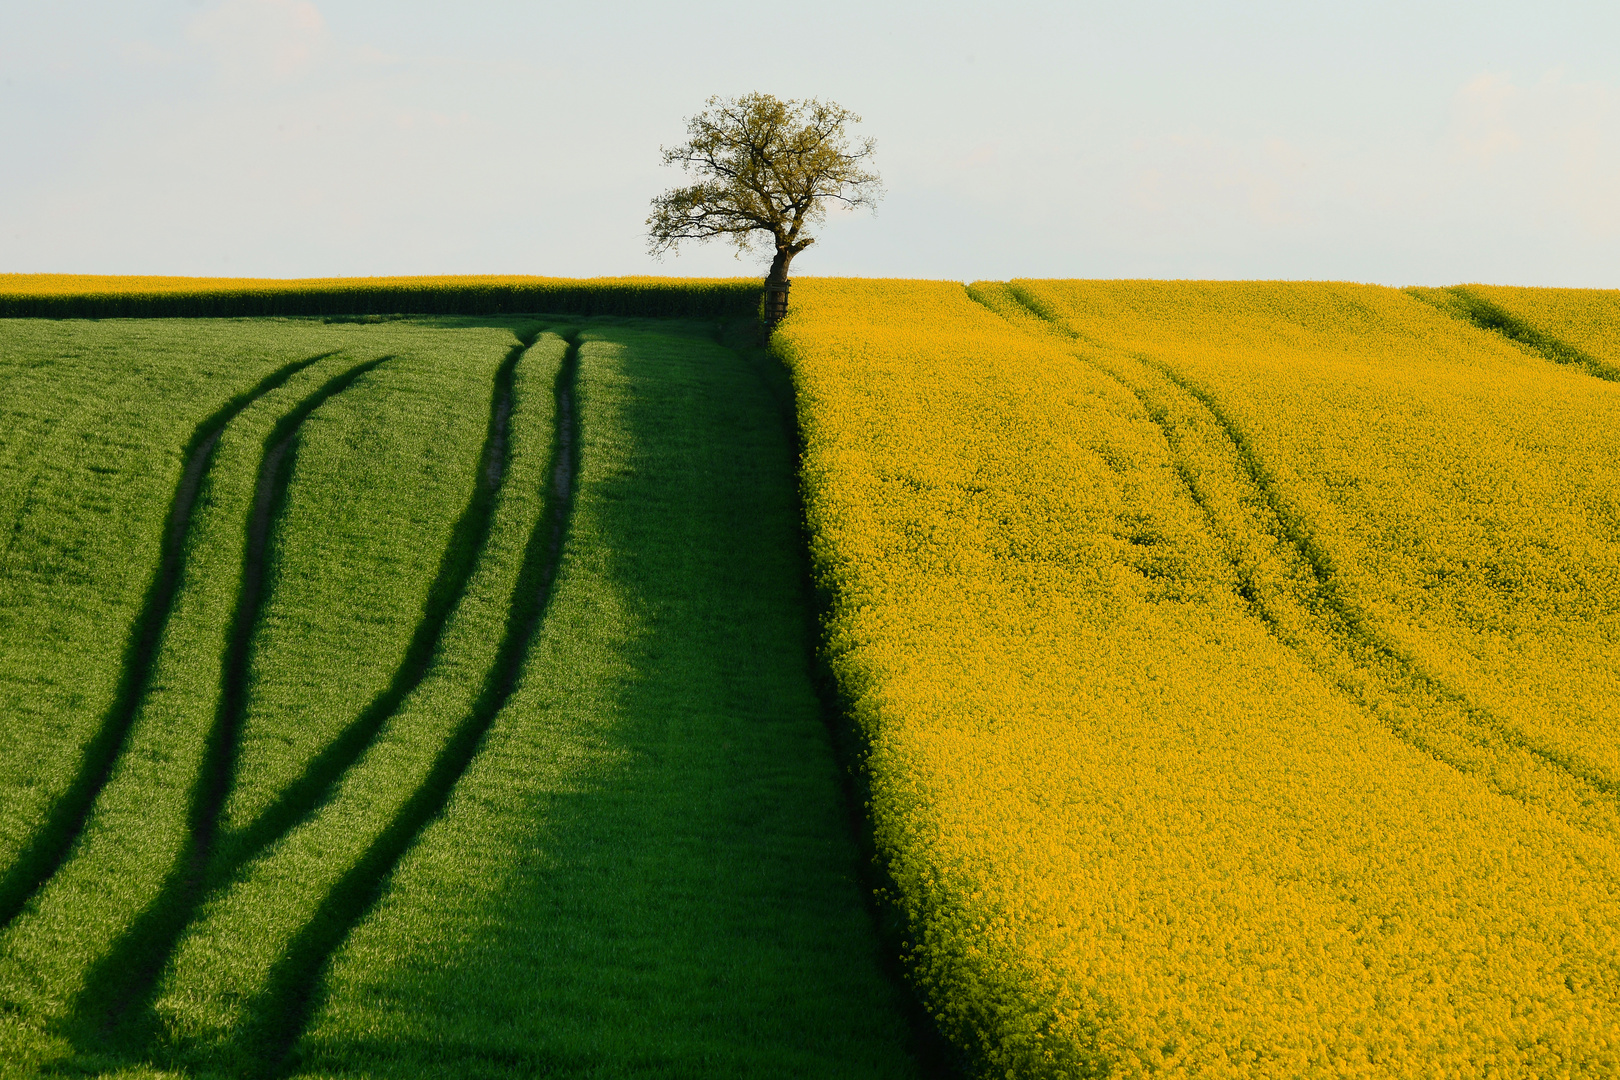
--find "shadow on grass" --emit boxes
[725,319,966,1078]
[281,323,932,1078]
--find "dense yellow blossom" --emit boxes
[1015,279,1620,816]
[777,277,1620,1077]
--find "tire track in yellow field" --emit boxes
[1409,285,1620,383]
[969,283,1620,837]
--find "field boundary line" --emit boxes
[0,352,338,931]
[738,319,968,1077]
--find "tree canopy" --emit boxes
[647,93,882,289]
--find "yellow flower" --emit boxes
[777,277,1620,1078]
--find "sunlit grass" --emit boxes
[0,313,923,1078]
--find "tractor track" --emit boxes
[230,333,581,1077]
[1133,351,1620,804]
[72,357,390,1043]
[1413,285,1620,383]
[211,334,535,882]
[968,285,1620,828]
[66,327,571,1072]
[0,352,336,931]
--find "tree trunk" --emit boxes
[767,247,794,286]
[763,247,796,330]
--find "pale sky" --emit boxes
[2,1,1617,286]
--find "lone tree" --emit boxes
[647,93,881,325]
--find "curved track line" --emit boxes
[234,334,580,1078]
[1426,286,1620,383]
[0,352,336,930]
[1138,355,1620,802]
[212,333,535,882]
[70,357,389,1043]
[968,287,1620,819]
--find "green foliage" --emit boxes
[0,320,530,1071]
[648,93,882,282]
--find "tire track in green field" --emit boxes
[71,357,390,1043]
[69,331,563,1069]
[0,352,336,931]
[211,332,536,883]
[969,284,1620,828]
[228,334,580,1078]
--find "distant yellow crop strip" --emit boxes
[778,278,1620,1077]
[0,273,762,318]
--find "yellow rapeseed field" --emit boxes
[0,273,759,318]
[1015,280,1620,819]
[777,277,1620,1077]
[0,273,740,296]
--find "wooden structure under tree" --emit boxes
[764,280,791,328]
